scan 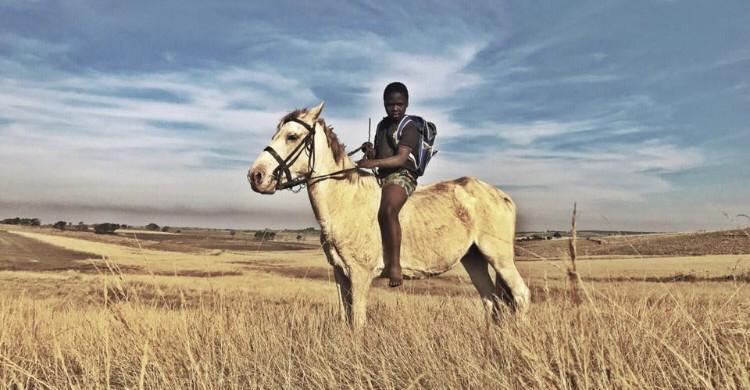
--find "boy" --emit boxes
[356,82,420,287]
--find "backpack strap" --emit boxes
[396,115,424,166]
[378,116,420,154]
[392,115,416,147]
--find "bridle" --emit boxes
[261,117,363,192]
[262,118,316,191]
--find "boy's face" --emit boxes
[384,92,408,121]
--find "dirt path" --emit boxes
[34,228,320,254]
[0,230,99,271]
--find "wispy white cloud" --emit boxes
[492,120,592,146]
[0,32,70,57]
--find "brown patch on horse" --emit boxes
[453,199,472,228]
[430,182,452,193]
[454,176,472,186]
[455,206,471,227]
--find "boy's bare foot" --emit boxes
[389,265,403,287]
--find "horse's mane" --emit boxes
[276,108,348,165]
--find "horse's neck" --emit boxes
[306,155,379,235]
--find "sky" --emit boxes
[0,0,748,232]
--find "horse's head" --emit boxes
[247,102,327,194]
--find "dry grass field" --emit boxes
[0,225,748,389]
[516,229,750,260]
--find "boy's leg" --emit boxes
[378,184,409,287]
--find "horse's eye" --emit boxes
[286,134,299,142]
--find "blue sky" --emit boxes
[0,0,748,231]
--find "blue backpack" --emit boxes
[379,115,438,177]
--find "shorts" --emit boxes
[380,169,418,197]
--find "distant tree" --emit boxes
[2,217,41,226]
[145,223,160,231]
[254,229,275,240]
[53,221,67,230]
[296,234,303,241]
[120,224,129,229]
[229,230,236,239]
[553,231,562,238]
[76,222,88,232]
[161,226,170,232]
[94,223,119,235]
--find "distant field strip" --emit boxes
[0,230,98,272]
[517,228,750,259]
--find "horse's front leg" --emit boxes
[333,266,352,323]
[322,235,373,329]
[322,236,353,323]
[349,267,374,329]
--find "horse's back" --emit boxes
[397,176,515,276]
[411,175,516,238]
[413,176,515,213]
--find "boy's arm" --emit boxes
[356,122,417,168]
[397,123,420,152]
[372,146,412,168]
[356,146,411,169]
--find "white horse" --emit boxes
[248,102,530,328]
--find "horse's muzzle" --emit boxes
[248,167,277,194]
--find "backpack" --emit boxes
[377,115,438,177]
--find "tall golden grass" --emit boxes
[1,276,748,389]
[1,225,749,389]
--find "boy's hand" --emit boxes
[360,142,374,159]
[356,159,377,169]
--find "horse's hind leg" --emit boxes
[475,236,530,316]
[460,247,500,320]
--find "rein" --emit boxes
[263,118,368,192]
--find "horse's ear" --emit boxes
[305,101,325,122]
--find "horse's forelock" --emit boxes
[274,108,308,135]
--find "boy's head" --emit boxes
[383,82,408,121]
